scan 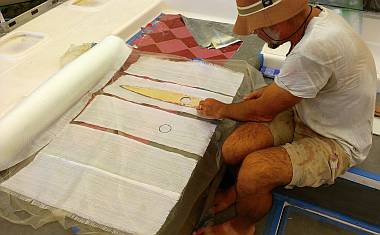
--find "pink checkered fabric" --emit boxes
[129,14,241,60]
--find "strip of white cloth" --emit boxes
[126,56,244,97]
[76,95,216,156]
[42,125,196,193]
[1,153,178,235]
[0,36,132,171]
[373,117,380,136]
[104,74,233,116]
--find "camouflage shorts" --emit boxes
[268,109,351,188]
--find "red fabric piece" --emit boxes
[130,14,241,60]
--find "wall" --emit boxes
[162,0,237,22]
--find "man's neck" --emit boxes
[289,6,322,52]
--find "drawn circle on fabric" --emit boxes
[159,124,172,133]
[180,96,192,105]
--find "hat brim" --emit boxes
[233,0,308,35]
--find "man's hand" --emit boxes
[196,84,301,122]
[196,98,227,119]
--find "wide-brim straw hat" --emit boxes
[233,0,308,35]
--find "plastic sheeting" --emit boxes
[181,16,241,49]
[0,36,262,234]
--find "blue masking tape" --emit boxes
[348,167,380,182]
[70,226,80,234]
[273,193,380,234]
[127,13,164,45]
[258,53,264,70]
[263,197,285,235]
[279,206,373,235]
[260,66,280,78]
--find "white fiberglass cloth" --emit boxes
[76,95,216,156]
[103,75,233,117]
[126,56,244,97]
[1,151,179,235]
[40,125,196,193]
[0,52,246,234]
[2,122,197,234]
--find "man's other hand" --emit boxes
[196,98,226,119]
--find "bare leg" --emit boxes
[209,186,237,214]
[211,123,274,214]
[193,217,255,235]
[195,147,293,235]
[222,122,274,165]
[236,147,292,220]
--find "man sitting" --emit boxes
[195,0,377,234]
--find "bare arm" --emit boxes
[197,83,301,121]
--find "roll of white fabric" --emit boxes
[0,35,132,171]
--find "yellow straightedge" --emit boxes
[104,75,233,118]
[120,85,202,108]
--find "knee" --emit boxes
[221,123,274,165]
[236,166,265,197]
[221,139,240,165]
[236,154,274,196]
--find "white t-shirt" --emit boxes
[275,6,377,165]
